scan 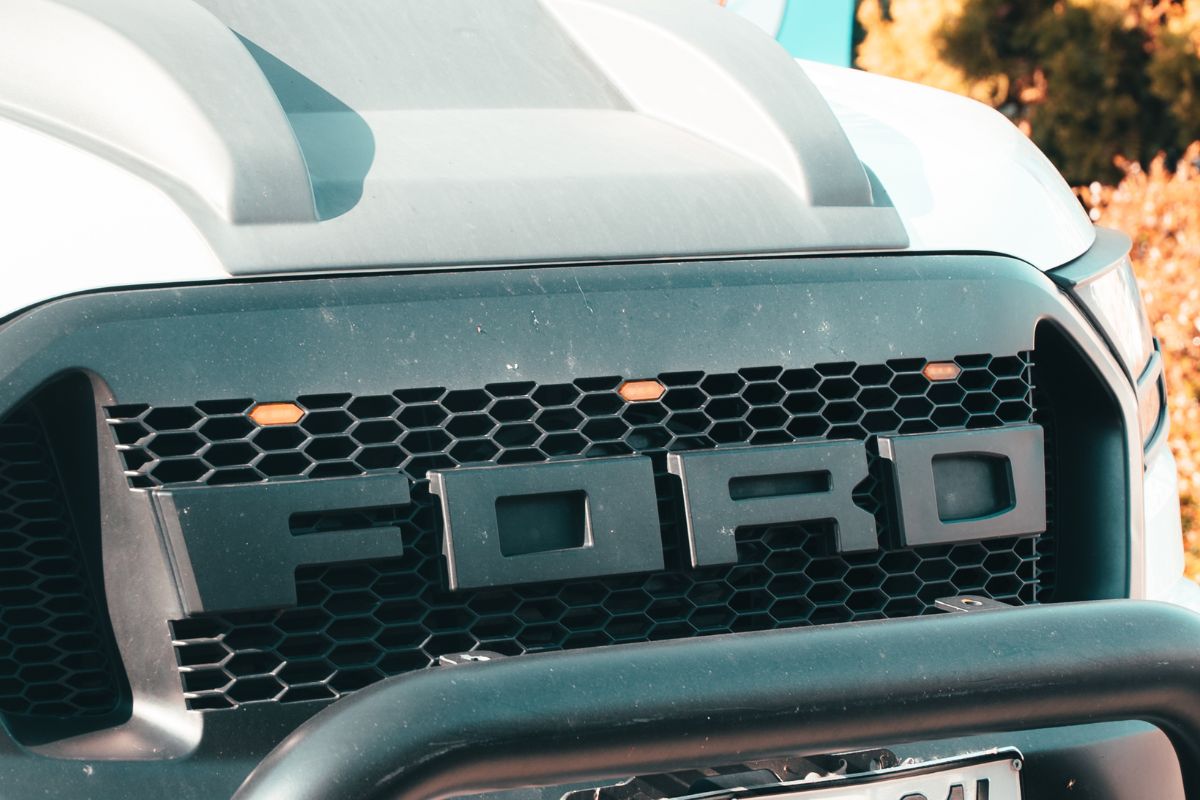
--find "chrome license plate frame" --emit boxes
[683,750,1022,800]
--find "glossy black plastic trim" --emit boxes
[0,250,1141,765]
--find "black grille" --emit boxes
[107,353,1052,710]
[0,407,125,719]
[109,355,1038,488]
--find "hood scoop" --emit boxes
[0,0,907,273]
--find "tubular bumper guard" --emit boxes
[235,601,1200,800]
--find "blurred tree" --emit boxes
[856,0,1200,184]
[1148,2,1200,142]
[856,0,1003,102]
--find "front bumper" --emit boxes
[0,602,1190,798]
[233,600,1200,800]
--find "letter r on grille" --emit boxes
[667,441,878,567]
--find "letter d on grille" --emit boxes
[879,424,1046,547]
[430,456,663,591]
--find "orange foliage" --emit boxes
[1083,145,1200,579]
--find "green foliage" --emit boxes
[939,0,1046,79]
[859,0,1200,184]
[1149,26,1200,143]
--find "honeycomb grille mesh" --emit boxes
[106,353,1052,710]
[0,408,124,718]
[109,355,1038,488]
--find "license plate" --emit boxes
[701,751,1021,800]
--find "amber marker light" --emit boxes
[249,402,305,426]
[922,362,962,382]
[619,379,666,402]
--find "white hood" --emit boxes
[803,59,1094,270]
[0,0,1094,320]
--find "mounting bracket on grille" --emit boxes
[151,474,411,613]
[437,651,506,667]
[934,595,1012,614]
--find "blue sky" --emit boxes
[777,0,856,66]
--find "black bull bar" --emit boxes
[235,600,1200,800]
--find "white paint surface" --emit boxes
[0,116,225,319]
[803,60,1096,269]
